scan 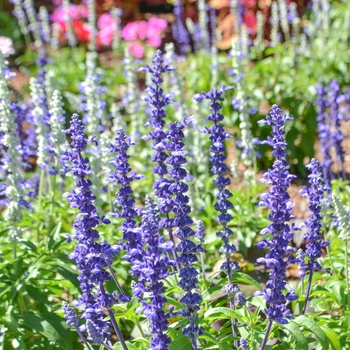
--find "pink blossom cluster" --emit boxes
[51,4,118,47]
[122,17,167,58]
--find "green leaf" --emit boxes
[19,313,61,344]
[323,328,341,350]
[281,323,308,350]
[293,316,329,349]
[47,222,62,250]
[169,336,192,350]
[204,307,241,320]
[231,272,262,291]
[56,265,79,288]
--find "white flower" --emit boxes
[0,37,15,57]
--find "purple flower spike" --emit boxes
[63,114,119,342]
[256,105,297,328]
[132,196,173,350]
[172,0,191,54]
[108,128,144,273]
[196,86,243,346]
[166,120,204,347]
[300,158,329,313]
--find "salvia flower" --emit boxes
[315,84,333,191]
[63,114,118,341]
[172,0,191,54]
[140,50,175,237]
[255,104,298,326]
[195,86,243,344]
[132,196,173,350]
[62,301,79,328]
[239,338,249,350]
[29,77,54,171]
[166,119,204,347]
[80,51,107,139]
[24,0,43,48]
[328,79,346,179]
[49,90,68,173]
[300,158,329,273]
[0,53,28,239]
[107,129,144,276]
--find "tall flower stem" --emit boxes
[76,329,93,350]
[260,320,273,350]
[302,270,313,314]
[37,169,45,213]
[345,239,350,310]
[108,265,126,297]
[99,283,128,350]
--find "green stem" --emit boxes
[48,173,57,232]
[244,304,254,341]
[37,169,45,213]
[135,318,145,337]
[345,239,350,311]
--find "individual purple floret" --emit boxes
[107,129,144,286]
[132,195,173,350]
[172,0,191,54]
[63,114,119,342]
[166,120,204,348]
[195,86,242,345]
[300,158,329,313]
[256,104,298,349]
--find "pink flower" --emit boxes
[243,11,256,31]
[148,16,167,32]
[98,27,114,46]
[51,7,65,24]
[138,20,148,40]
[97,13,116,30]
[128,41,144,58]
[122,22,139,41]
[0,36,15,57]
[146,35,161,48]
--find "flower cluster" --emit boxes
[315,84,333,190]
[132,196,174,350]
[141,50,174,231]
[0,53,28,238]
[79,51,107,139]
[167,120,204,345]
[107,129,143,278]
[300,158,329,273]
[122,17,167,58]
[256,104,298,324]
[63,114,117,341]
[195,86,243,343]
[172,0,190,54]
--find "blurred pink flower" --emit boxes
[0,36,15,57]
[98,27,114,46]
[148,16,167,32]
[51,4,88,24]
[97,13,116,30]
[138,21,148,40]
[128,41,144,58]
[146,35,161,48]
[122,22,139,41]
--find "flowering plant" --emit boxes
[122,16,167,58]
